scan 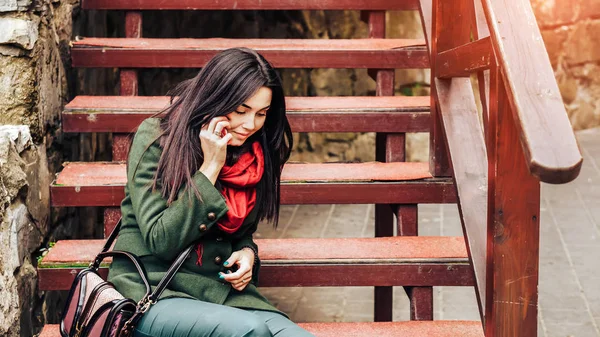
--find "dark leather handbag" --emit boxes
[60,218,194,337]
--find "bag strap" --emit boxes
[94,217,195,302]
[102,218,195,336]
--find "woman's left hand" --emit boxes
[219,248,255,291]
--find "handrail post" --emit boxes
[485,60,540,337]
[427,0,452,177]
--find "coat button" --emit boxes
[214,256,222,265]
[208,212,216,221]
[216,236,223,242]
[198,224,207,232]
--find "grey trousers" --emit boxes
[133,297,315,337]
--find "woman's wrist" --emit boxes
[241,247,255,260]
[199,163,222,185]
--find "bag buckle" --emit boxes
[137,297,156,314]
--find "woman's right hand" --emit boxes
[199,116,232,185]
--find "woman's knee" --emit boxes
[237,315,272,337]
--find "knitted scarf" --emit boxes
[195,141,264,265]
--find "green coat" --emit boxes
[107,117,281,315]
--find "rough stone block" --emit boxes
[0,17,38,50]
[531,0,581,28]
[565,20,600,65]
[541,27,570,69]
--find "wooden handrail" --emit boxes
[480,0,582,184]
[419,0,584,336]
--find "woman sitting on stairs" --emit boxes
[107,47,315,337]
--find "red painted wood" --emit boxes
[368,11,386,39]
[42,237,469,264]
[435,76,488,319]
[55,162,433,186]
[40,262,473,290]
[112,134,130,161]
[368,10,396,323]
[71,38,429,69]
[81,0,420,10]
[418,0,451,178]
[484,73,541,336]
[52,177,456,207]
[119,70,138,96]
[43,321,483,337]
[125,11,142,37]
[481,0,582,184]
[436,37,492,78]
[66,95,430,112]
[38,237,473,290]
[103,207,121,237]
[63,96,431,133]
[407,287,434,320]
[119,12,142,96]
[51,162,456,206]
[395,204,418,236]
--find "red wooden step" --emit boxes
[71,38,429,69]
[38,237,473,290]
[41,321,483,337]
[81,0,420,10]
[51,162,457,206]
[63,96,431,133]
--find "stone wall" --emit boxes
[0,0,79,335]
[533,0,600,130]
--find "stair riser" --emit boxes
[38,263,474,291]
[62,112,431,133]
[72,49,429,69]
[81,0,420,10]
[51,182,457,207]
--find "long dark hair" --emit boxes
[151,47,293,226]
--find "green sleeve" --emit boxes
[128,121,229,261]
[232,222,261,284]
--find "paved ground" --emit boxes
[255,128,600,337]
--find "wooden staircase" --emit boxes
[38,0,582,336]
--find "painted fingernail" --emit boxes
[223,261,229,266]
[218,273,224,280]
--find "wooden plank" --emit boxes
[407,287,434,320]
[484,72,540,337]
[436,37,492,78]
[418,0,451,177]
[81,0,420,10]
[39,262,473,290]
[435,77,488,321]
[480,0,582,183]
[51,179,457,206]
[71,38,429,69]
[119,12,141,96]
[62,96,431,133]
[38,237,473,290]
[43,321,484,337]
[51,162,457,206]
[367,10,397,321]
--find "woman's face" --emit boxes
[225,86,272,146]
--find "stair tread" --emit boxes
[55,162,433,186]
[39,237,469,267]
[51,162,456,206]
[81,0,420,10]
[65,95,430,112]
[41,321,483,337]
[71,38,429,68]
[38,236,474,289]
[63,95,431,133]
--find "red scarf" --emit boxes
[195,141,264,265]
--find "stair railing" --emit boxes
[418,0,583,336]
